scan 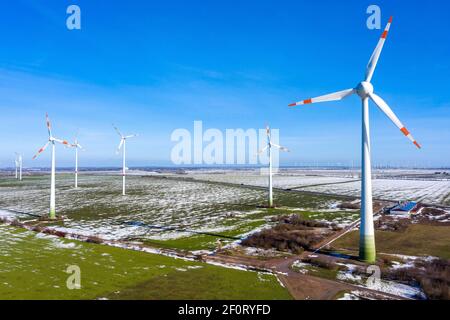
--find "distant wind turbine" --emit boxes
[70,132,84,189]
[15,153,22,181]
[32,113,70,219]
[14,156,18,179]
[258,125,289,208]
[288,17,421,262]
[113,125,138,195]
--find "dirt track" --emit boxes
[203,201,405,300]
[204,253,404,300]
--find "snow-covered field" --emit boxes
[335,268,426,300]
[303,179,450,205]
[0,174,268,242]
[2,168,448,246]
[186,169,358,189]
[184,169,450,205]
[293,259,426,300]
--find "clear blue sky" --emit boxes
[0,0,449,168]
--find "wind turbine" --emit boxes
[288,17,421,263]
[70,132,83,189]
[113,125,138,195]
[258,125,289,208]
[14,156,18,179]
[15,153,23,181]
[32,113,70,220]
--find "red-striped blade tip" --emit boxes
[389,16,393,23]
[414,141,421,149]
[400,127,410,136]
[45,113,51,128]
[288,103,297,107]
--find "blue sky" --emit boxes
[0,0,449,168]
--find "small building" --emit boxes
[389,201,420,215]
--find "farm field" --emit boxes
[0,173,357,251]
[332,224,450,259]
[183,168,450,205]
[303,179,450,205]
[1,169,449,300]
[185,169,358,189]
[0,224,292,300]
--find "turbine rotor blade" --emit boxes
[365,16,393,82]
[117,139,124,152]
[125,134,138,139]
[45,113,52,137]
[289,88,355,107]
[54,138,71,146]
[257,145,268,155]
[369,92,421,149]
[271,143,290,152]
[113,125,123,137]
[32,142,50,160]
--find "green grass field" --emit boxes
[0,224,292,300]
[332,224,450,259]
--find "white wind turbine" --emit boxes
[70,132,83,189]
[15,153,23,181]
[32,113,70,220]
[258,125,289,208]
[113,125,138,195]
[14,155,18,179]
[288,17,421,262]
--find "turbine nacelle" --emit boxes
[33,114,70,160]
[356,81,374,98]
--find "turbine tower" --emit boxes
[70,133,83,189]
[113,125,137,195]
[15,153,23,181]
[33,113,70,220]
[258,125,289,208]
[288,17,421,263]
[14,156,18,179]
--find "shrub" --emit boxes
[10,220,23,227]
[421,207,446,216]
[385,258,450,300]
[31,225,44,233]
[302,256,340,271]
[375,216,410,232]
[338,202,360,210]
[86,235,104,244]
[242,224,328,252]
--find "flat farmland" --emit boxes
[0,173,356,251]
[183,169,450,205]
[0,224,291,300]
